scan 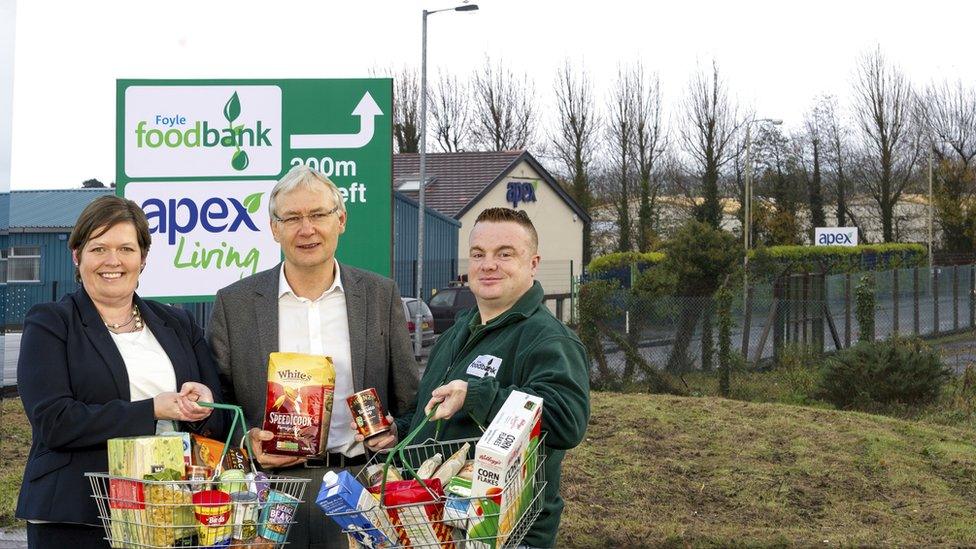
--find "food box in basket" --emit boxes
[316,470,397,548]
[467,391,543,549]
[106,435,190,548]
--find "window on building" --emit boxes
[8,246,40,283]
[0,249,7,284]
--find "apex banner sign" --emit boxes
[814,227,858,246]
[117,79,393,301]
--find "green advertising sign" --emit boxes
[116,79,393,301]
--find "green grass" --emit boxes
[8,390,976,545]
[0,397,29,528]
[558,391,976,547]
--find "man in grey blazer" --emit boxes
[208,164,418,548]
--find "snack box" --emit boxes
[106,435,188,548]
[467,391,543,549]
[317,470,396,549]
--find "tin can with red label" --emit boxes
[347,388,391,439]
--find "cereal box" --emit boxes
[467,391,543,549]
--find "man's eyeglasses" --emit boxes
[272,205,341,228]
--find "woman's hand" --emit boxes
[176,382,213,422]
[153,383,213,423]
[247,428,306,469]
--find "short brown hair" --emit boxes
[69,195,152,282]
[474,207,538,252]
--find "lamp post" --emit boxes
[415,3,479,356]
[742,118,782,299]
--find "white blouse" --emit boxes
[110,326,178,434]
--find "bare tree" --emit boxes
[679,61,742,228]
[471,57,536,151]
[918,79,976,253]
[430,70,471,152]
[820,95,854,228]
[605,66,636,251]
[551,60,600,263]
[799,100,828,231]
[851,47,920,242]
[384,66,420,154]
[629,63,667,251]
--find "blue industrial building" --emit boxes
[1,189,457,328]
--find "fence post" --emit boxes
[970,265,975,329]
[933,267,940,337]
[892,268,899,337]
[953,264,960,331]
[569,260,575,325]
[814,273,825,353]
[773,276,785,363]
[801,274,809,346]
[741,285,753,359]
[913,267,920,336]
[844,273,852,348]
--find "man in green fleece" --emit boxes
[359,207,590,548]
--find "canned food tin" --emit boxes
[257,490,300,544]
[230,491,259,541]
[347,388,391,439]
[186,465,212,493]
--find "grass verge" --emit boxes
[0,397,29,528]
[558,391,976,547]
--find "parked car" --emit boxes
[428,284,477,334]
[401,297,435,347]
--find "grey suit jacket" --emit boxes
[207,262,419,442]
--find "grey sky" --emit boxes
[5,0,976,189]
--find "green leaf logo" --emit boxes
[231,149,249,171]
[224,92,241,123]
[243,192,263,214]
[532,180,539,190]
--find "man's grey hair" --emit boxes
[269,164,346,219]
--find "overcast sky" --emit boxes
[4,0,976,189]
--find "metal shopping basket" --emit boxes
[322,407,548,548]
[86,402,309,548]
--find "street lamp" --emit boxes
[415,3,479,356]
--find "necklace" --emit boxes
[105,305,143,333]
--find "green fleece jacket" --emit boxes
[406,281,590,548]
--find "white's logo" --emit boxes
[466,355,502,379]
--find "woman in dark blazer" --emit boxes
[15,196,226,548]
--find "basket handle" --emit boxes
[199,402,260,476]
[375,404,484,504]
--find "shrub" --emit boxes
[855,274,876,343]
[818,338,950,410]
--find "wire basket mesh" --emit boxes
[322,432,548,549]
[86,472,308,548]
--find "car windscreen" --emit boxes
[429,290,456,307]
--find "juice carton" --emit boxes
[317,470,397,548]
[467,391,543,549]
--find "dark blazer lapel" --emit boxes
[74,288,131,400]
[341,263,367,391]
[134,294,190,386]
[254,264,281,372]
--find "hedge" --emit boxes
[586,243,926,279]
[587,251,665,274]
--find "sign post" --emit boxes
[116,79,392,301]
[814,227,858,247]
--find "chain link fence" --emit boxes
[579,265,976,399]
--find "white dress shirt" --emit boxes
[277,261,361,457]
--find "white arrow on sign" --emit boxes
[290,92,383,150]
